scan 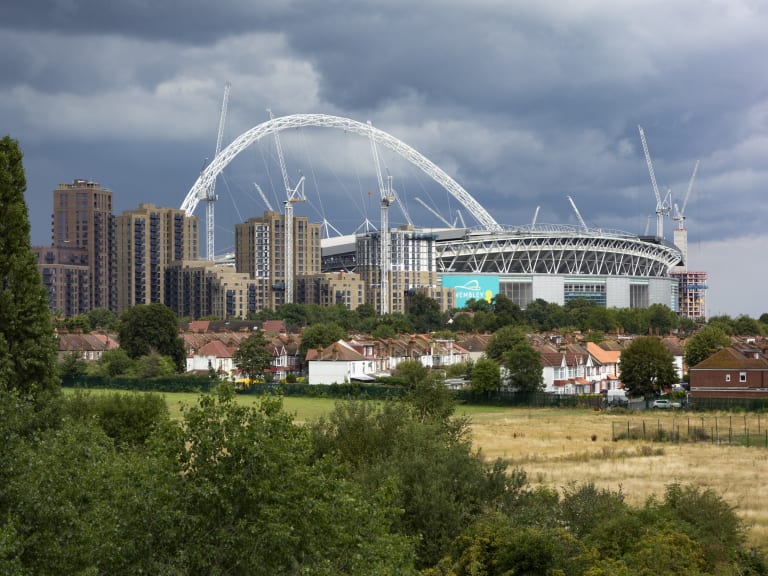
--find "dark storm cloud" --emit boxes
[2,0,290,43]
[3,0,768,315]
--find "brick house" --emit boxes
[689,346,768,399]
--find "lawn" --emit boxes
[62,388,768,550]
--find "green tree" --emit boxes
[90,348,136,377]
[708,314,735,335]
[733,314,762,336]
[63,314,92,333]
[645,303,679,335]
[87,307,118,331]
[233,331,273,384]
[173,388,416,574]
[394,359,429,388]
[408,293,443,333]
[492,294,523,328]
[310,400,511,569]
[118,303,185,371]
[684,325,731,369]
[619,336,677,398]
[58,352,88,379]
[501,340,544,393]
[378,312,414,335]
[372,322,396,339]
[564,297,598,331]
[298,322,346,358]
[276,302,309,331]
[135,351,177,379]
[0,136,59,400]
[447,312,474,333]
[471,356,500,397]
[486,325,528,362]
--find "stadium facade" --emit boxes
[322,224,683,314]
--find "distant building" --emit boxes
[297,271,366,309]
[165,259,266,320]
[35,180,115,314]
[34,245,90,317]
[690,346,768,399]
[235,211,322,309]
[670,270,708,321]
[114,203,198,313]
[356,227,453,314]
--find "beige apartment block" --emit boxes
[235,211,322,309]
[114,203,198,313]
[297,271,366,309]
[51,179,114,311]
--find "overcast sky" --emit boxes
[4,0,767,318]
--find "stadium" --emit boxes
[183,113,687,314]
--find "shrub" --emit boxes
[62,390,170,447]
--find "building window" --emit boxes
[725,374,731,382]
[740,372,747,383]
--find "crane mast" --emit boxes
[379,175,394,315]
[204,81,230,260]
[674,159,700,230]
[368,121,397,314]
[268,109,305,305]
[638,125,671,239]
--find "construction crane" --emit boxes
[673,159,700,230]
[202,81,230,260]
[367,121,413,227]
[638,125,672,239]
[366,121,398,314]
[253,182,275,212]
[268,109,305,304]
[378,175,395,315]
[567,196,589,232]
[414,196,453,228]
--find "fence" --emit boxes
[612,414,768,447]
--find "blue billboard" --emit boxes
[441,275,500,308]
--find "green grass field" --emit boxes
[62,387,509,422]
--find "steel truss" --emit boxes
[436,229,681,277]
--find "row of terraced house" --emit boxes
[57,322,768,401]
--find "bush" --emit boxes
[62,390,170,447]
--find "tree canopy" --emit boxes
[298,322,346,358]
[619,336,678,398]
[233,331,273,383]
[684,325,731,369]
[471,356,500,396]
[501,341,544,393]
[0,136,59,401]
[117,303,185,371]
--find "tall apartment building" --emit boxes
[671,270,708,320]
[114,203,198,313]
[297,271,366,309]
[672,226,708,320]
[356,227,454,314]
[48,179,115,311]
[235,210,322,310]
[34,246,91,317]
[165,260,268,320]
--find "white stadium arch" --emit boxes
[180,113,503,232]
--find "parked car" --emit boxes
[652,399,682,409]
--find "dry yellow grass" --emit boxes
[467,407,768,550]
